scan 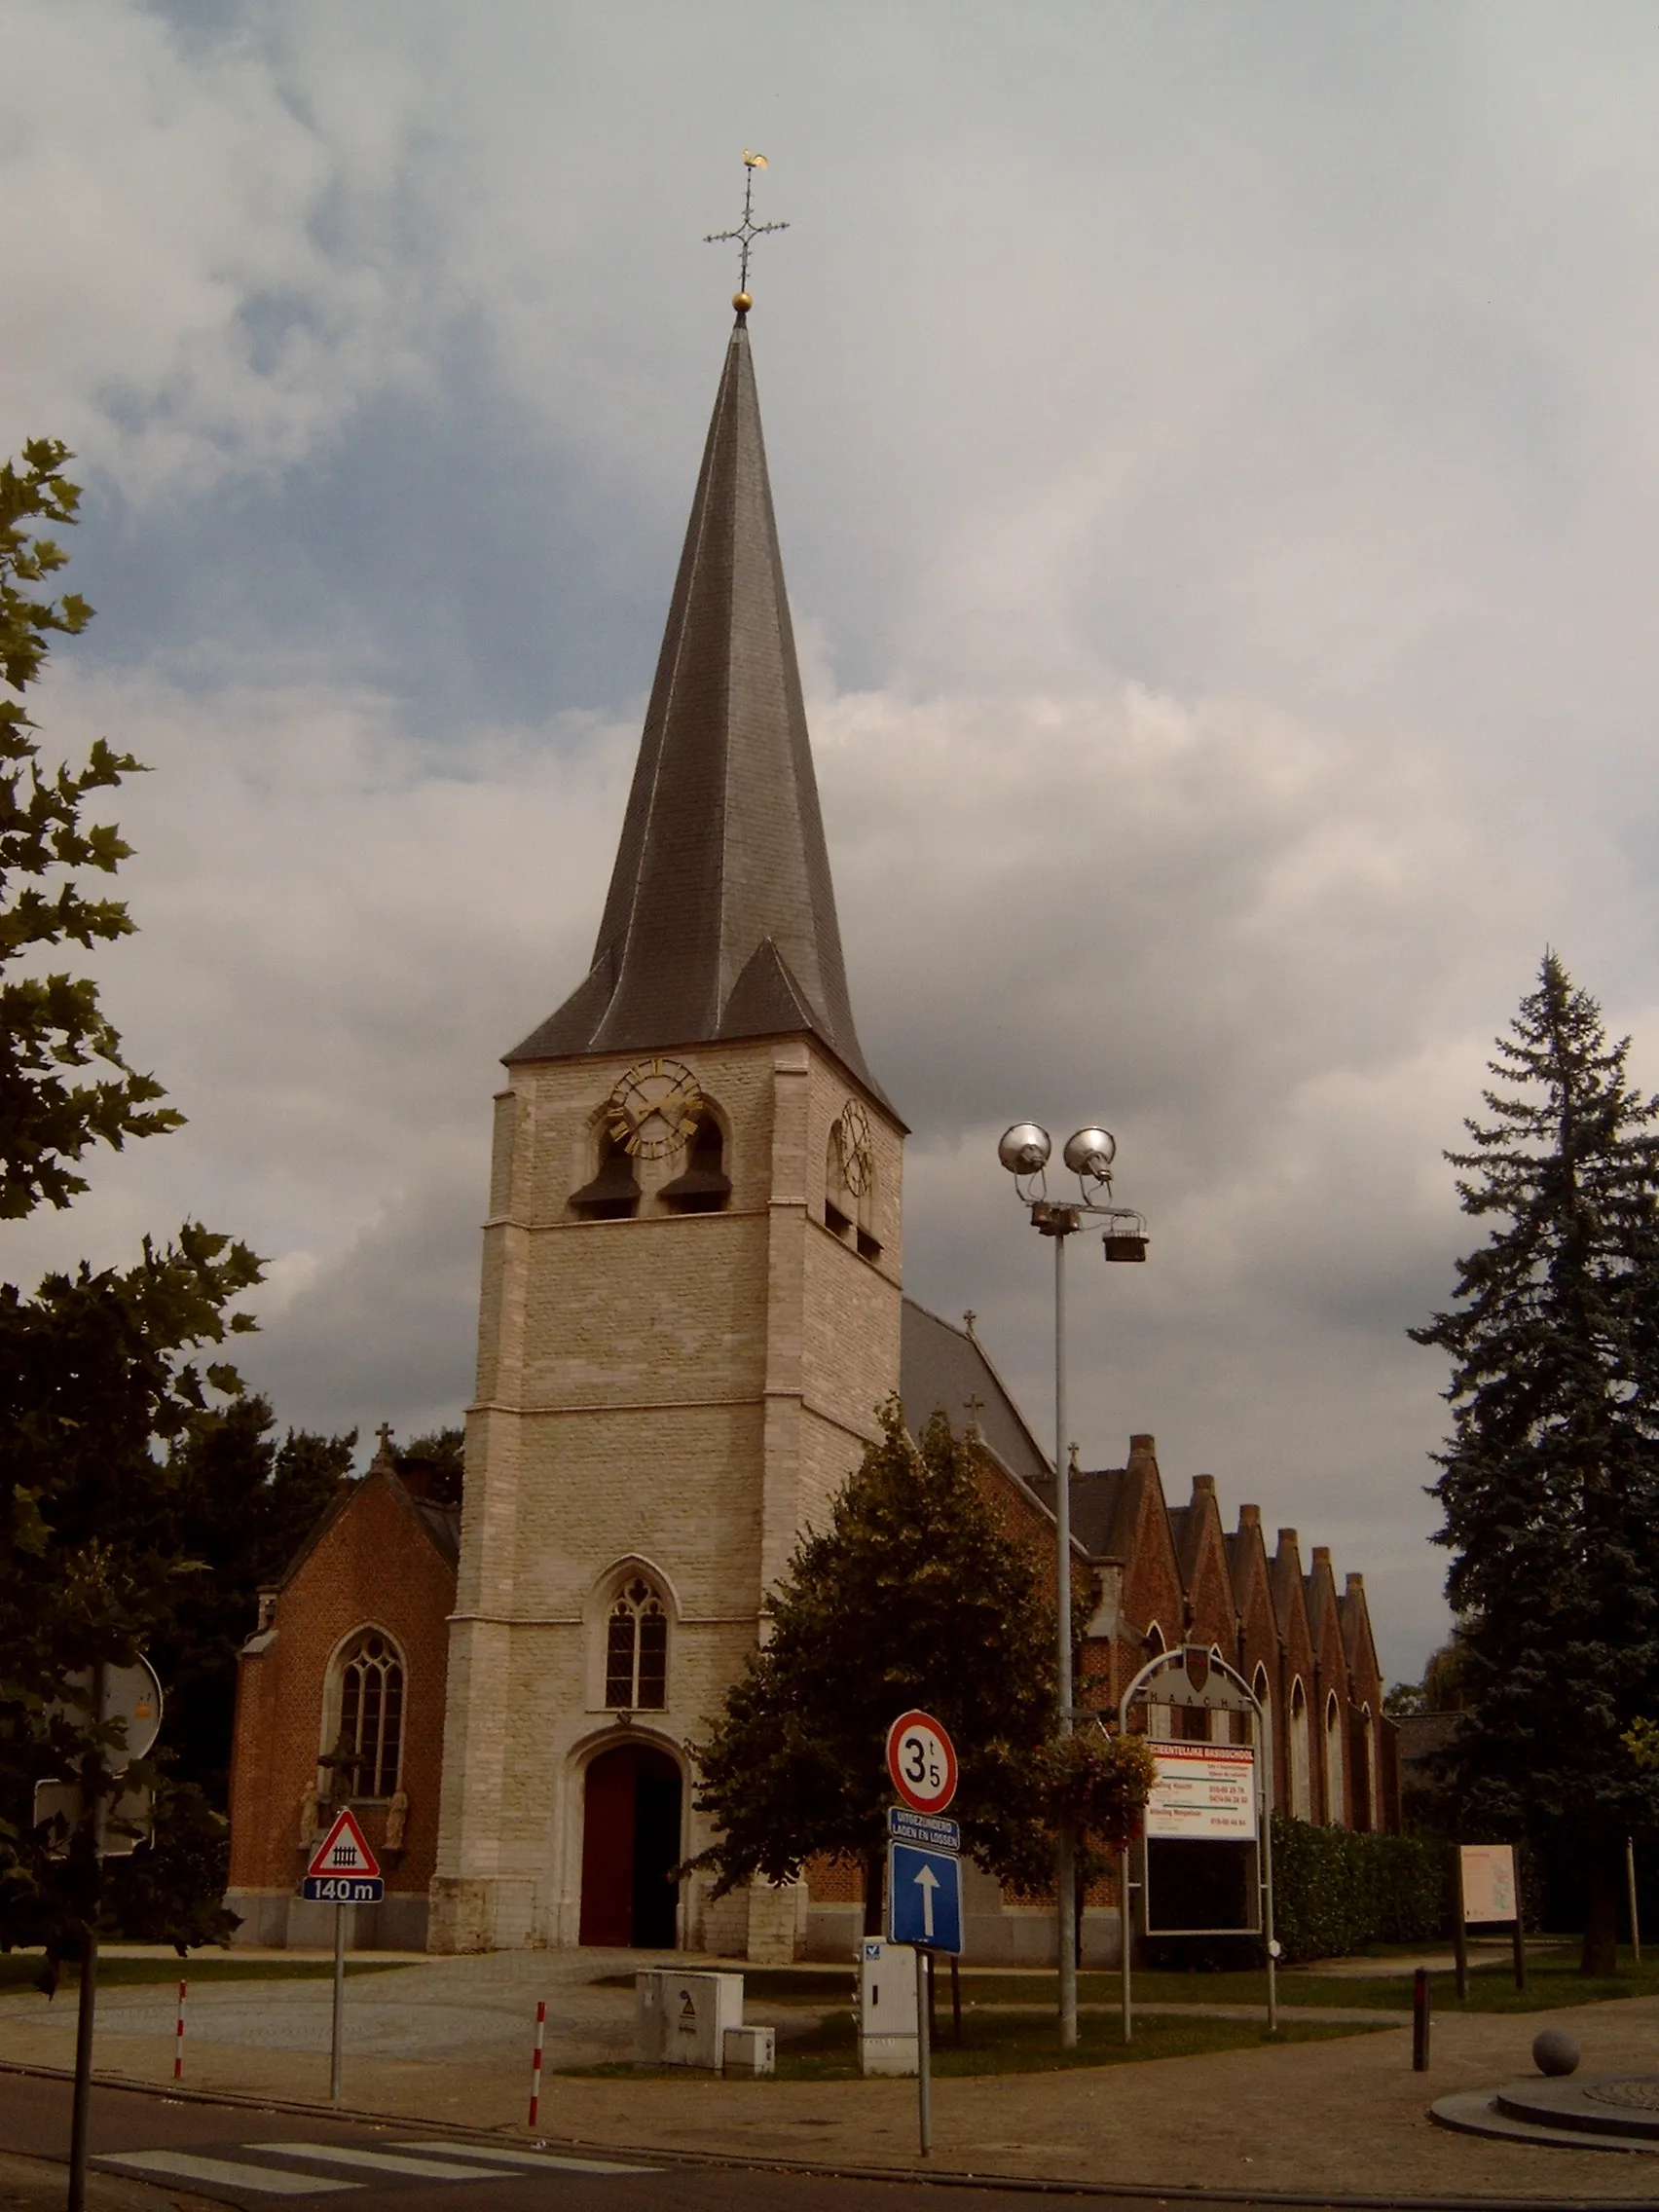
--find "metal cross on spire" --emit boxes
[704,151,789,310]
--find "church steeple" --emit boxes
[507,313,886,1106]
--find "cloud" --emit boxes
[11,4,1659,1687]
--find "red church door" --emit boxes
[578,1745,682,1946]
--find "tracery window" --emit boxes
[333,1630,404,1800]
[605,1577,668,1710]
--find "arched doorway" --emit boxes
[578,1743,682,1946]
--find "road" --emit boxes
[0,2069,1336,2212]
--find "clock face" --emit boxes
[836,1099,874,1197]
[608,1056,703,1161]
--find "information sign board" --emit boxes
[1144,1743,1257,1839]
[887,1841,963,1953]
[1459,1843,1517,1924]
[888,1806,960,1851]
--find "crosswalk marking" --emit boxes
[100,2150,359,2194]
[257,2142,516,2182]
[388,2139,660,2175]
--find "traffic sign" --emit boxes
[887,1841,963,1953]
[303,1874,385,1903]
[49,1658,164,1772]
[306,1808,382,1883]
[888,1805,960,1851]
[885,1710,958,1814]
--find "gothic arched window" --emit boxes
[330,1630,404,1801]
[1324,1690,1346,1826]
[605,1578,668,1711]
[660,1114,731,1214]
[1288,1677,1311,1820]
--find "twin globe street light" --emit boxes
[997,1123,1148,2050]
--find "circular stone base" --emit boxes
[1433,2078,1659,2155]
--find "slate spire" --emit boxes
[508,314,886,1106]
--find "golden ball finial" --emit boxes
[732,290,753,313]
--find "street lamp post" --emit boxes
[998,1123,1148,2050]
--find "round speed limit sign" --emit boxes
[886,1709,959,1814]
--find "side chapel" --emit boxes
[225,302,1397,1962]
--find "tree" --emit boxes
[0,441,264,1968]
[1411,952,1659,1972]
[689,1405,1082,1929]
[0,440,179,1217]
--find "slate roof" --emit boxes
[507,313,888,1110]
[899,1298,1051,1494]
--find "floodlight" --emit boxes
[998,1124,1051,1176]
[1062,1127,1117,1184]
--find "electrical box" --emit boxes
[636,1970,744,2069]
[722,2024,775,2076]
[855,1937,918,2077]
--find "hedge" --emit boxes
[1269,1814,1448,1964]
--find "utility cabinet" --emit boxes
[854,1937,917,2077]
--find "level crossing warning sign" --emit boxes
[302,1808,385,1902]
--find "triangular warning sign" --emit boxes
[307,1807,381,1881]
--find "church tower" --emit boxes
[429,308,903,1956]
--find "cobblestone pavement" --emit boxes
[4,1949,1659,2201]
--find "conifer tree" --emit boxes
[1412,952,1659,1972]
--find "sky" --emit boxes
[6,1,1659,1683]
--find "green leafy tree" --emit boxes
[0,439,179,1218]
[1411,952,1659,1972]
[689,1405,1083,1930]
[0,441,265,1968]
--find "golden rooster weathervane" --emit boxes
[704,151,789,313]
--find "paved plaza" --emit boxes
[5,1947,1659,2201]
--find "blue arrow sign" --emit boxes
[887,1841,962,1953]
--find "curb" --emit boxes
[2,2056,1652,2212]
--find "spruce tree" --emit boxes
[1412,952,1659,1972]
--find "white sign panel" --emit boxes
[1145,1743,1258,1839]
[1459,1842,1517,1924]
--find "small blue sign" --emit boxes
[302,1875,384,1903]
[888,1805,961,1851]
[887,1841,962,1953]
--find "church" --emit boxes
[225,293,1397,1964]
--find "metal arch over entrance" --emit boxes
[1115,1643,1279,2041]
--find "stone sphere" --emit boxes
[1532,2027,1581,2078]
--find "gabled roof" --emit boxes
[276,1465,460,1594]
[899,1298,1051,1496]
[507,313,888,1111]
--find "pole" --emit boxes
[1511,1853,1527,1992]
[1412,1969,1431,2072]
[914,1947,932,2157]
[174,1980,186,2082]
[1260,1699,1277,2035]
[1053,1224,1078,2049]
[330,1902,346,2104]
[949,1955,962,2046]
[1453,1847,1469,2003]
[1627,1837,1641,1967]
[67,1660,105,2212]
[528,1999,546,2129]
[1119,1844,1132,2044]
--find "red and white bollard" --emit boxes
[173,1980,186,2081]
[527,1999,546,2129]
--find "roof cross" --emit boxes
[374,1421,395,1462]
[705,152,789,306]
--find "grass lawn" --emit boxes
[570,2009,1383,2082]
[0,1955,402,1995]
[696,1946,1659,2018]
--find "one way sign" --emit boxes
[887,1840,962,1954]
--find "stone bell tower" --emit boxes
[429,305,903,1956]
